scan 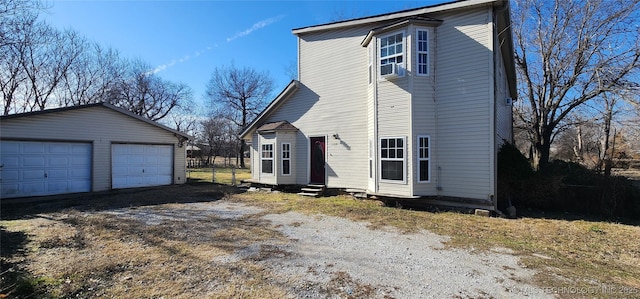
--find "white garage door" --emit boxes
[0,141,92,198]
[111,144,173,189]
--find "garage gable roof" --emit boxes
[0,102,193,140]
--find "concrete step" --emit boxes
[297,192,320,197]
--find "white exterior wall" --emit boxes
[276,131,297,185]
[376,71,412,196]
[0,106,188,192]
[256,133,277,185]
[410,25,438,196]
[432,7,495,201]
[494,36,513,146]
[247,3,512,204]
[267,25,371,189]
[250,134,260,181]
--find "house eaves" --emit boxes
[239,80,300,139]
[257,121,299,134]
[361,17,443,47]
[0,102,193,140]
[292,0,499,35]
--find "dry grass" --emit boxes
[1,192,289,298]
[187,167,251,185]
[233,191,640,298]
[2,183,640,298]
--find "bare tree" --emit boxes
[58,43,124,106]
[198,110,238,165]
[19,24,85,111]
[512,0,640,171]
[111,60,192,121]
[205,64,273,168]
[0,0,44,48]
[1,0,40,114]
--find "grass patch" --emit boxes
[187,167,251,185]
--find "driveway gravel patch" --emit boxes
[101,200,550,298]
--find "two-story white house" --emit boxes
[240,0,517,211]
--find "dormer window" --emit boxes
[379,32,404,78]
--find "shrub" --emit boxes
[497,142,640,219]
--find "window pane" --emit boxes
[420,160,429,181]
[382,160,403,180]
[381,139,387,148]
[262,160,273,174]
[396,138,403,147]
[389,138,395,147]
[396,56,403,63]
[381,48,387,57]
[396,149,403,159]
[282,160,290,175]
[381,149,388,158]
[388,35,395,44]
[396,44,402,53]
[389,150,395,159]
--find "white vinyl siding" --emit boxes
[0,106,187,194]
[433,7,494,200]
[268,25,370,188]
[411,25,437,195]
[495,39,513,145]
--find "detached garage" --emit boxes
[0,103,192,199]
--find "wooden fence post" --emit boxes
[231,166,236,186]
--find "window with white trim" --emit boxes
[417,136,430,182]
[380,137,405,181]
[416,29,429,76]
[261,144,273,174]
[379,32,404,76]
[281,143,291,175]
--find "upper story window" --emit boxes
[416,29,429,76]
[379,32,404,77]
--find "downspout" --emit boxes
[433,26,442,193]
[491,5,505,211]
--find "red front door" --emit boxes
[310,137,325,184]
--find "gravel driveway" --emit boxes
[106,200,551,299]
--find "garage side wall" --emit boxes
[0,106,187,192]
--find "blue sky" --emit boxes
[44,1,440,108]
